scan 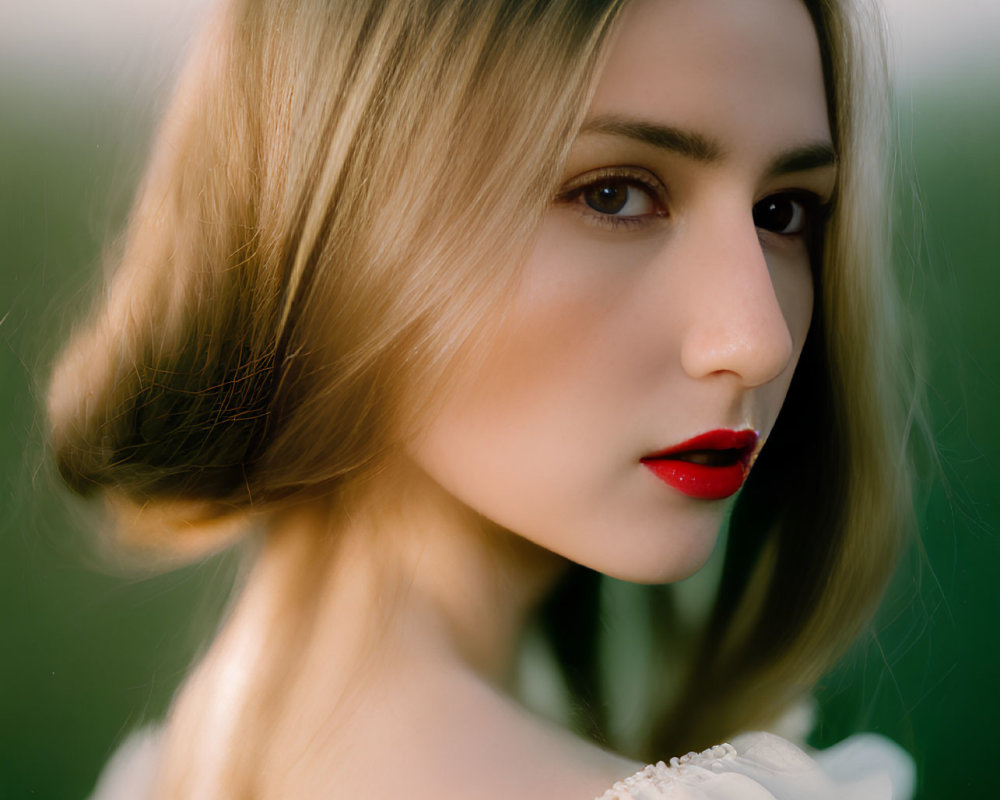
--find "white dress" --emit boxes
[90,728,915,800]
[594,731,915,800]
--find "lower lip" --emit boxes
[640,429,758,501]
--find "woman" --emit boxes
[48,0,915,797]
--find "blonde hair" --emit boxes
[47,0,912,792]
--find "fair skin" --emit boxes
[257,0,836,797]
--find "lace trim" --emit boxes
[595,743,739,800]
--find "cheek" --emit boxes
[414,236,631,478]
[771,250,815,360]
[403,222,661,556]
[754,252,814,424]
[426,219,659,453]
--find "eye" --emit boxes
[557,167,667,230]
[582,179,656,217]
[752,192,821,236]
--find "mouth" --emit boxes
[640,429,759,500]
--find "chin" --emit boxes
[579,520,724,586]
[618,554,717,586]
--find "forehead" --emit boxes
[590,0,831,152]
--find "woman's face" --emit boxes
[404,0,836,583]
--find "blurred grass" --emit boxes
[2,68,997,799]
[0,75,241,799]
[809,74,1000,799]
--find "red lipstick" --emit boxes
[640,429,759,500]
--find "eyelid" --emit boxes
[764,188,825,210]
[557,165,666,202]
[763,175,836,207]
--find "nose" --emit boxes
[678,216,800,388]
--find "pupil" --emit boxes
[585,181,628,214]
[755,199,794,231]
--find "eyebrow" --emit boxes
[764,143,838,178]
[578,114,838,176]
[579,115,722,162]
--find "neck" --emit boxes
[156,467,625,800]
[312,461,570,687]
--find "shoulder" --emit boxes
[88,726,163,800]
[89,722,914,800]
[595,732,915,800]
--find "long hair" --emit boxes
[47,0,911,793]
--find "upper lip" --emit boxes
[641,428,760,463]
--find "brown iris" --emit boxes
[583,180,630,215]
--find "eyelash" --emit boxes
[556,168,829,237]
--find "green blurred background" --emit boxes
[2,2,997,797]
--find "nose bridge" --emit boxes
[678,209,794,388]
